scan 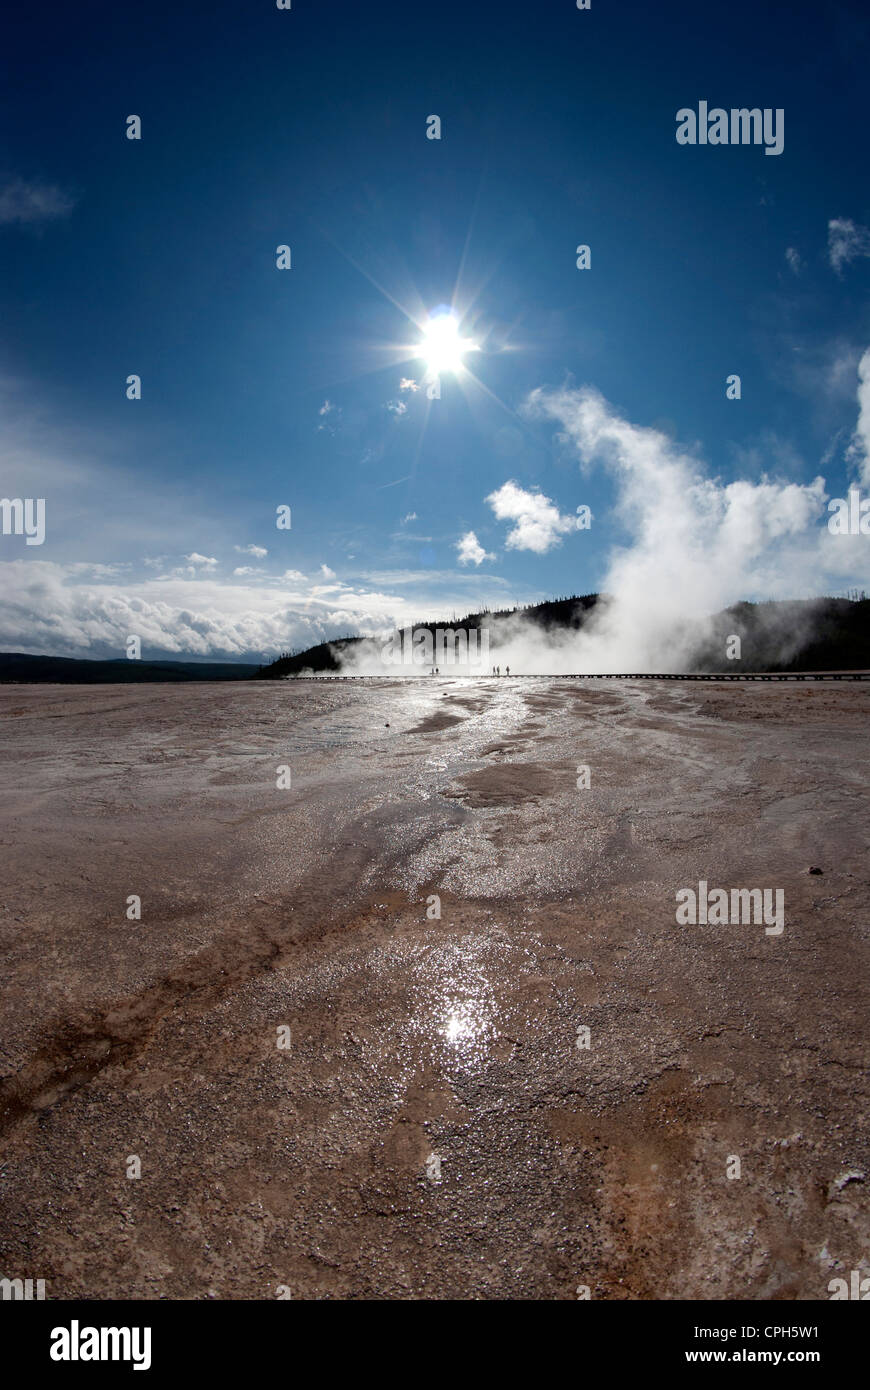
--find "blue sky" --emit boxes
[2,0,869,659]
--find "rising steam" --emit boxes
[335,364,870,676]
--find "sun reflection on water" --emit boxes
[435,994,493,1061]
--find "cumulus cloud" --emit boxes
[399,378,418,392]
[0,563,436,661]
[455,530,494,566]
[402,511,417,523]
[234,544,268,558]
[320,563,336,579]
[183,553,218,570]
[318,400,334,416]
[828,218,870,275]
[485,480,587,553]
[0,178,76,226]
[785,247,802,275]
[386,400,407,416]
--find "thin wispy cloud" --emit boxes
[772,334,861,407]
[828,217,870,274]
[316,400,341,433]
[846,347,870,488]
[0,177,76,226]
[357,567,511,590]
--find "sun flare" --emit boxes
[419,312,476,377]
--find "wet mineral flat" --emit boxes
[0,677,867,1299]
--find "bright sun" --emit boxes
[420,312,475,376]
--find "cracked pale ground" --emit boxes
[0,678,867,1299]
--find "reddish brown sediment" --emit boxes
[0,678,867,1299]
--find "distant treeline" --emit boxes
[693,597,870,672]
[0,654,260,683]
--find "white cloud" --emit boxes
[485,481,586,553]
[455,530,494,566]
[184,553,218,570]
[233,566,261,576]
[0,563,444,660]
[66,562,128,578]
[777,336,862,406]
[785,247,802,275]
[316,400,341,433]
[402,511,417,523]
[828,218,870,275]
[0,549,518,661]
[234,544,268,558]
[357,567,510,590]
[0,178,76,226]
[386,400,407,415]
[320,563,336,579]
[399,378,418,392]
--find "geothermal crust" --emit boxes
[0,678,867,1299]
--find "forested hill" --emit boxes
[256,595,599,677]
[257,594,870,677]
